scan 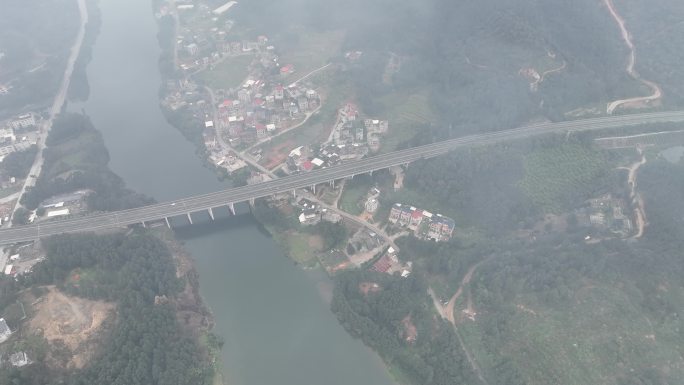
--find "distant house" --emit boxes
[388,204,403,223]
[408,210,423,230]
[0,318,11,343]
[297,97,309,112]
[274,85,285,100]
[398,207,413,226]
[9,114,35,130]
[255,124,267,139]
[365,198,379,214]
[298,208,320,225]
[280,64,295,76]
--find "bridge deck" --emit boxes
[2,111,684,244]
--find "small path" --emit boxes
[240,103,322,155]
[288,63,332,86]
[604,0,663,114]
[428,285,490,385]
[625,147,648,238]
[444,258,490,325]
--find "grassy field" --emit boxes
[270,230,323,266]
[195,55,254,90]
[278,29,345,81]
[377,91,438,153]
[518,144,611,213]
[338,178,370,215]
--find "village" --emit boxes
[157,0,390,181]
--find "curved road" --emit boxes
[2,110,684,244]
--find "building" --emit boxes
[408,209,423,230]
[298,208,319,225]
[388,204,403,223]
[365,198,379,214]
[185,43,199,56]
[389,203,455,242]
[0,318,11,343]
[9,114,35,130]
[9,352,30,367]
[47,208,70,218]
[0,128,15,144]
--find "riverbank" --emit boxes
[151,226,226,385]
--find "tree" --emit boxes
[12,208,30,225]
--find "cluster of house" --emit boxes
[213,82,321,148]
[157,1,255,73]
[330,103,388,154]
[576,194,633,238]
[388,203,456,242]
[295,198,342,226]
[281,104,389,174]
[0,318,31,367]
[0,113,39,163]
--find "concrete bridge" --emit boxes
[1,110,684,245]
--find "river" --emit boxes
[72,0,396,384]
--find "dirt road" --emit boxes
[429,258,491,385]
[444,259,488,325]
[625,148,648,238]
[604,0,662,114]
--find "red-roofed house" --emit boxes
[280,64,295,75]
[372,255,392,273]
[255,124,267,138]
[301,160,314,172]
[408,210,424,230]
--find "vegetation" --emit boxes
[332,270,478,385]
[0,0,79,116]
[0,232,212,385]
[20,113,153,211]
[195,55,254,90]
[518,143,613,212]
[1,145,38,180]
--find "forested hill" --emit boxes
[235,0,644,138]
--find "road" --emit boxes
[10,0,89,224]
[2,111,684,244]
[604,0,662,114]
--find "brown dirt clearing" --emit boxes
[30,286,115,369]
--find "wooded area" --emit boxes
[0,232,212,385]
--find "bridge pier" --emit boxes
[249,198,255,207]
[311,184,316,194]
[187,213,193,225]
[292,189,296,198]
[329,179,335,188]
[165,217,171,229]
[228,203,235,215]
[141,221,146,228]
[208,207,215,221]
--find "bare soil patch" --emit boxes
[29,286,115,369]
